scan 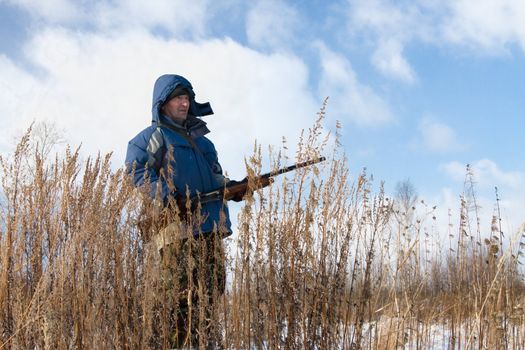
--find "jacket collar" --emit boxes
[158,115,210,138]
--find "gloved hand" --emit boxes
[226,179,247,202]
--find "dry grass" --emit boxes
[1,110,524,349]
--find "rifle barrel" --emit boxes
[261,156,326,179]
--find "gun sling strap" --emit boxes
[158,122,203,156]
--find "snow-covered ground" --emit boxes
[358,317,525,349]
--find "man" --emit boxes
[125,74,235,347]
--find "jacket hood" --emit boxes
[151,74,214,124]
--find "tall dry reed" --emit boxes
[0,110,524,349]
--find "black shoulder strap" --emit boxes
[157,122,204,156]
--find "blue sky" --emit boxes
[1,0,524,237]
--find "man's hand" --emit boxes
[225,179,246,202]
[225,177,273,202]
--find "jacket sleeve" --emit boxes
[125,129,170,202]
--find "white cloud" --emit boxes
[316,42,394,126]
[4,0,211,37]
[440,161,467,183]
[1,27,320,180]
[245,0,300,51]
[0,54,44,151]
[347,0,414,34]
[443,0,525,52]
[442,159,524,189]
[435,159,525,235]
[346,0,525,81]
[474,159,525,188]
[372,38,416,83]
[416,117,465,153]
[3,0,80,23]
[346,0,430,83]
[93,0,210,37]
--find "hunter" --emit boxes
[125,74,239,348]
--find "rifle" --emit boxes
[195,156,326,205]
[142,156,326,248]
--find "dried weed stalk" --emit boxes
[0,110,524,349]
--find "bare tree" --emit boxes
[30,120,67,161]
[395,178,418,216]
[11,121,67,175]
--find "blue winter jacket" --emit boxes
[125,74,232,236]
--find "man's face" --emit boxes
[161,94,190,123]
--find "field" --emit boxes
[1,114,524,349]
